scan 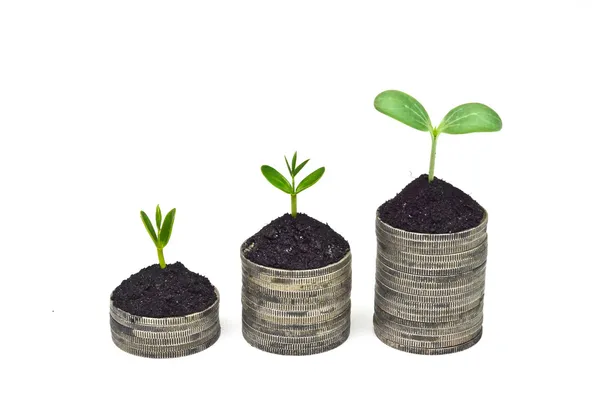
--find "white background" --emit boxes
[1,1,599,398]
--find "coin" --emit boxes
[376,242,487,276]
[373,313,481,342]
[242,276,352,300]
[111,320,220,347]
[242,323,350,356]
[240,250,352,279]
[243,312,350,337]
[374,279,485,305]
[374,326,482,355]
[375,285,483,313]
[374,303,483,328]
[375,264,485,295]
[112,327,221,359]
[375,293,483,322]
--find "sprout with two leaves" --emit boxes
[374,90,502,182]
[140,205,176,269]
[261,152,325,218]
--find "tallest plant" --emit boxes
[374,90,502,182]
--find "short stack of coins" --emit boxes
[373,213,488,355]
[109,291,221,358]
[241,250,352,356]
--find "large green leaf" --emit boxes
[140,211,158,246]
[261,165,293,194]
[295,167,325,194]
[159,208,176,247]
[438,103,502,134]
[374,90,432,132]
[155,204,162,230]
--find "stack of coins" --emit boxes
[374,214,488,355]
[109,291,221,358]
[241,251,352,355]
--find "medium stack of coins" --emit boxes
[109,291,221,358]
[374,214,488,355]
[241,251,352,355]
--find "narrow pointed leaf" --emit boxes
[374,90,432,132]
[159,208,176,247]
[261,165,293,194]
[284,156,293,176]
[155,204,162,230]
[291,152,297,171]
[293,159,310,177]
[295,167,325,194]
[438,103,502,134]
[140,211,158,246]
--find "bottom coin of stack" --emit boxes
[109,291,221,358]
[373,214,487,355]
[241,251,352,356]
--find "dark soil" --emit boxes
[243,213,350,270]
[378,174,484,234]
[111,262,217,318]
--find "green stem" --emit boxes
[291,176,297,217]
[291,194,297,217]
[157,247,166,269]
[428,132,438,183]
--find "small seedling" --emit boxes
[261,152,325,217]
[374,90,502,182]
[140,205,176,269]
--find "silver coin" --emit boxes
[374,303,483,328]
[243,308,350,333]
[243,324,350,356]
[375,285,483,313]
[376,227,487,256]
[242,300,351,326]
[112,327,221,359]
[374,313,482,342]
[376,213,487,252]
[376,243,487,276]
[242,270,352,294]
[242,295,350,322]
[374,307,483,336]
[110,314,220,340]
[375,279,484,305]
[374,326,482,355]
[242,318,350,344]
[242,290,351,309]
[375,294,483,323]
[242,276,352,300]
[241,249,352,279]
[374,323,481,349]
[242,262,352,287]
[111,320,220,347]
[375,264,485,295]
[243,312,350,337]
[109,290,220,329]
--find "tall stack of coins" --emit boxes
[109,291,221,358]
[241,250,352,355]
[374,214,488,355]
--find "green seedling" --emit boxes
[140,205,176,269]
[261,152,325,218]
[374,90,502,182]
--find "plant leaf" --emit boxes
[294,159,310,177]
[437,103,502,134]
[261,165,293,194]
[295,167,325,194]
[291,151,297,172]
[374,90,432,132]
[140,211,158,246]
[284,156,293,177]
[155,204,162,230]
[159,208,176,247]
